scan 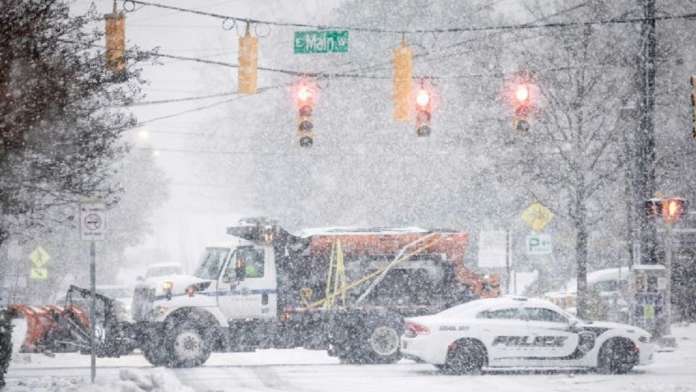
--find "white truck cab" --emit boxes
[138,241,279,327]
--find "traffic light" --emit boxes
[104,2,125,74]
[512,82,531,132]
[690,76,696,139]
[238,23,258,94]
[662,197,687,225]
[393,40,413,122]
[645,197,687,225]
[415,83,433,137]
[294,79,317,147]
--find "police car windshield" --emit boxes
[195,247,230,280]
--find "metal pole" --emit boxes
[505,230,511,294]
[89,240,96,383]
[665,223,673,336]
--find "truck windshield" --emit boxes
[195,247,230,280]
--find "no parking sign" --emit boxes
[80,202,106,241]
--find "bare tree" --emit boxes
[0,0,148,248]
[498,3,636,318]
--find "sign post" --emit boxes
[80,202,106,384]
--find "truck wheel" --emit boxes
[165,321,211,368]
[339,313,402,364]
[143,343,169,367]
[596,338,637,374]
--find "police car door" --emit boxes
[521,306,580,366]
[476,305,530,366]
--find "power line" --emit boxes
[119,91,235,106]
[124,0,696,35]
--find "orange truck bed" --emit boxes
[307,229,499,298]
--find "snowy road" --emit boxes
[5,325,696,392]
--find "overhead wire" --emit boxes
[123,0,696,35]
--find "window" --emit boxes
[524,307,568,323]
[239,247,265,278]
[195,248,230,280]
[223,246,265,280]
[477,307,522,320]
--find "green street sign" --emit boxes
[294,31,348,54]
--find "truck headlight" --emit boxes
[162,281,173,300]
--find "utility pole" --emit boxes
[635,0,658,265]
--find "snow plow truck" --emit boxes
[11,218,500,367]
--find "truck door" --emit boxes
[218,245,277,321]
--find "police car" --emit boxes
[401,297,654,374]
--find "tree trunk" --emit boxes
[575,181,589,320]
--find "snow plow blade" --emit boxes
[6,303,90,353]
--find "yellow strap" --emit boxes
[308,236,440,309]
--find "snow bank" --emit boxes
[4,368,194,392]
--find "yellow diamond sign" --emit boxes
[521,202,554,232]
[29,246,51,268]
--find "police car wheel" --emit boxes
[165,321,211,368]
[596,338,637,374]
[441,340,486,375]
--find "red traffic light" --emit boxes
[416,88,431,108]
[293,79,317,108]
[645,197,688,224]
[297,86,312,103]
[663,197,687,225]
[515,84,530,103]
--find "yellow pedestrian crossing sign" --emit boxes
[30,267,48,280]
[521,202,554,232]
[30,246,51,268]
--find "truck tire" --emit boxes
[338,312,402,364]
[164,320,212,368]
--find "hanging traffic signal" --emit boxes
[513,83,531,132]
[294,79,317,147]
[104,2,125,74]
[238,23,258,94]
[393,39,413,122]
[415,83,433,137]
[690,76,696,139]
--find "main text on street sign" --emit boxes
[80,202,106,241]
[294,31,349,54]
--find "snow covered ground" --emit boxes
[4,323,696,392]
